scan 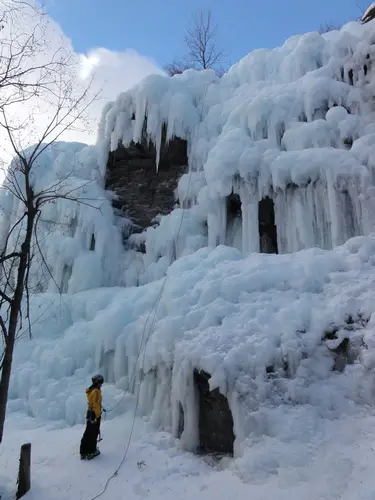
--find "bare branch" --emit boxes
[36,178,94,203]
[34,166,78,199]
[166,8,227,76]
[0,316,7,341]
[0,251,21,263]
[0,288,13,304]
[0,211,27,259]
[164,60,191,76]
[29,82,98,166]
[24,253,31,339]
[33,210,61,293]
[37,194,102,211]
[0,110,29,185]
[0,0,99,444]
[319,22,341,33]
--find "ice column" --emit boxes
[240,182,259,254]
[207,196,227,247]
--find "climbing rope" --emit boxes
[103,272,170,414]
[100,77,211,416]
[89,159,194,500]
[88,79,212,500]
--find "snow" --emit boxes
[2,409,375,500]
[3,16,375,500]
[6,237,375,456]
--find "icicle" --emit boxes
[114,336,128,383]
[240,182,259,254]
[155,128,162,172]
[312,181,332,249]
[171,365,199,452]
[149,365,172,430]
[138,369,157,416]
[326,174,342,248]
[207,197,227,247]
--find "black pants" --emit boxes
[80,417,101,455]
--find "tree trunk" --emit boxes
[0,337,15,443]
[0,201,35,444]
[16,442,31,499]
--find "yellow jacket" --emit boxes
[86,386,102,420]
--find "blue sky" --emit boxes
[49,0,364,68]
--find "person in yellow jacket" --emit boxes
[80,374,105,460]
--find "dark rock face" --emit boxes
[178,402,185,439]
[227,193,242,219]
[323,313,369,372]
[194,369,235,455]
[225,193,279,254]
[105,136,188,232]
[259,197,278,254]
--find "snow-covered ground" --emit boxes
[2,407,375,500]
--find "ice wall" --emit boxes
[8,237,375,457]
[3,21,375,290]
[0,142,126,294]
[98,20,375,265]
[5,21,375,460]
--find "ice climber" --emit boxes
[80,374,105,460]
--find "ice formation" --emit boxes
[0,142,125,294]
[98,19,375,259]
[8,238,375,456]
[2,18,375,463]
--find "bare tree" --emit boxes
[164,60,191,77]
[319,22,341,33]
[165,9,227,76]
[0,0,98,444]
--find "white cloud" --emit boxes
[79,47,163,91]
[73,47,165,144]
[0,1,164,168]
